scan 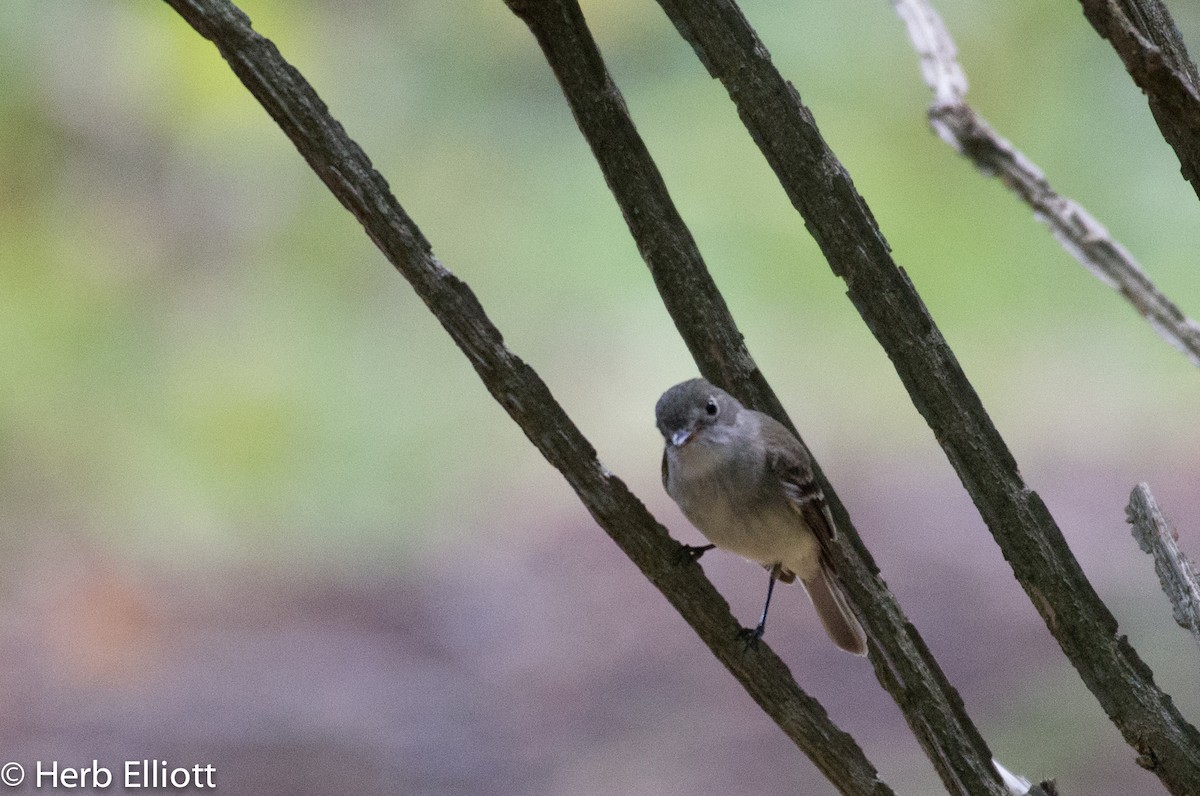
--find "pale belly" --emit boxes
[667,445,821,580]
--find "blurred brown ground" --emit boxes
[2,451,1196,796]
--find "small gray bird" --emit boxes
[655,378,867,655]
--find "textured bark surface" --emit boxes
[504,1,1012,794]
[163,1,892,793]
[1128,484,1200,648]
[161,0,1200,792]
[653,1,1200,793]
[1079,0,1200,202]
[896,0,1200,369]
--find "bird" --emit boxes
[655,377,867,655]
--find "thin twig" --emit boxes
[503,1,1009,794]
[1078,0,1200,202]
[160,1,892,793]
[894,0,1200,368]
[652,0,1200,792]
[1128,483,1200,649]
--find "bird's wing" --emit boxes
[760,415,839,557]
[761,414,868,655]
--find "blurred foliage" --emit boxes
[2,0,1199,567]
[4,3,1200,794]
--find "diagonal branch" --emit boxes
[503,1,1009,794]
[652,0,1200,792]
[894,0,1200,368]
[1078,0,1200,202]
[160,0,892,793]
[1128,483,1200,650]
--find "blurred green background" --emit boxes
[2,1,1200,794]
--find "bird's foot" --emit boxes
[676,543,715,565]
[736,623,766,651]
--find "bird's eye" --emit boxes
[705,398,719,416]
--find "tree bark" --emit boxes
[652,0,1200,792]
[161,1,893,793]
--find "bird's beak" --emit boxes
[670,429,694,448]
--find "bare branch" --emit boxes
[894,0,1200,368]
[1078,0,1200,202]
[503,1,1010,794]
[652,0,1200,792]
[160,0,893,793]
[1128,483,1200,648]
[498,0,782,418]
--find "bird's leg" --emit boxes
[676,542,716,564]
[738,568,779,649]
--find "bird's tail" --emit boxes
[802,563,867,656]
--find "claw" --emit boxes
[676,543,715,565]
[737,624,766,650]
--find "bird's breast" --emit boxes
[666,441,818,575]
